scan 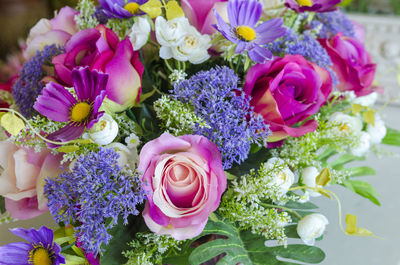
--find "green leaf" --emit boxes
[342,180,381,206]
[346,166,376,177]
[283,201,318,210]
[0,196,5,214]
[228,147,270,176]
[382,127,400,146]
[328,154,365,170]
[188,215,325,265]
[316,148,337,164]
[101,215,148,264]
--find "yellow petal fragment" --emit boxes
[316,168,331,186]
[140,0,162,18]
[56,145,80,153]
[351,103,363,114]
[0,113,25,136]
[166,0,184,20]
[345,214,375,237]
[363,109,375,126]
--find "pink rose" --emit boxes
[0,140,63,220]
[319,33,376,96]
[244,55,333,144]
[139,133,227,240]
[24,6,79,59]
[181,0,228,35]
[52,25,144,112]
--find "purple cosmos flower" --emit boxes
[285,0,341,13]
[213,0,286,63]
[34,67,107,144]
[0,226,65,265]
[98,0,148,19]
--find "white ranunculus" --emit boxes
[328,112,363,133]
[129,17,151,50]
[155,16,188,47]
[350,131,371,157]
[297,213,329,246]
[170,26,211,64]
[106,143,139,169]
[367,114,387,145]
[352,92,378,107]
[85,113,118,145]
[266,158,295,196]
[301,167,321,197]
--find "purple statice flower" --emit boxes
[33,67,107,144]
[98,0,148,19]
[172,66,271,169]
[285,0,341,13]
[44,148,146,255]
[311,11,355,38]
[12,44,63,118]
[0,226,65,265]
[213,0,286,63]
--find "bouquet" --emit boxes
[0,0,399,264]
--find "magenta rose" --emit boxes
[0,140,63,220]
[52,25,144,112]
[244,55,333,143]
[319,33,376,96]
[181,0,228,35]
[24,6,78,59]
[139,133,227,240]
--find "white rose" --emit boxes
[170,26,211,64]
[155,16,188,47]
[106,143,139,169]
[350,131,371,157]
[129,17,151,51]
[84,113,118,145]
[297,213,329,246]
[352,92,378,107]
[266,158,295,196]
[367,114,387,145]
[328,112,363,133]
[301,167,321,197]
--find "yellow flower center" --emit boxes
[297,0,313,7]
[339,123,350,132]
[70,102,92,123]
[124,2,140,15]
[30,247,52,265]
[236,26,256,42]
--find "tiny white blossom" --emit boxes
[125,133,141,149]
[265,158,295,196]
[297,213,329,246]
[169,69,187,83]
[129,17,151,50]
[84,113,118,145]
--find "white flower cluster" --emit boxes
[155,17,211,64]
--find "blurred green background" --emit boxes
[0,0,399,59]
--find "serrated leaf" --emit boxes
[362,109,375,126]
[382,127,400,146]
[187,215,325,265]
[0,113,25,136]
[342,180,380,206]
[56,145,80,153]
[166,0,184,20]
[315,168,331,186]
[346,166,376,177]
[140,0,162,18]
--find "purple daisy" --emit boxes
[34,67,107,144]
[98,0,148,19]
[0,226,65,265]
[213,0,286,63]
[285,0,341,13]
